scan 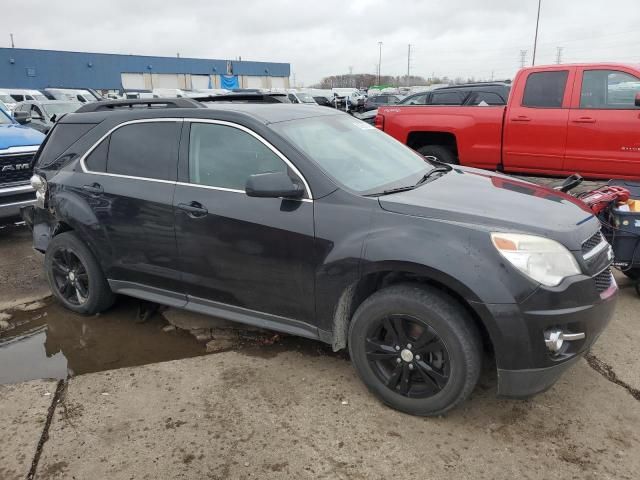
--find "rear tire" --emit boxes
[622,268,640,280]
[45,232,115,315]
[348,284,482,416]
[417,145,458,165]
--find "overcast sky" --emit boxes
[6,0,640,85]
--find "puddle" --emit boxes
[0,297,345,385]
[0,297,207,385]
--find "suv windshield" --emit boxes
[271,115,432,194]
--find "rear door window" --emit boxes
[106,122,180,181]
[522,71,568,108]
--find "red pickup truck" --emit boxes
[376,63,640,179]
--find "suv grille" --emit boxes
[0,153,35,185]
[594,268,613,293]
[582,231,604,256]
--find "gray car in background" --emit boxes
[13,101,82,134]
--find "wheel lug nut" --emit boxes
[408,364,414,370]
[406,343,412,349]
[415,355,421,361]
[395,345,400,351]
[396,358,402,363]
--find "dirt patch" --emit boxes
[585,353,640,401]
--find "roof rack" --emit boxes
[75,98,202,113]
[192,93,287,103]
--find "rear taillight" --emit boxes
[374,113,384,130]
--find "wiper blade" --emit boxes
[414,166,451,186]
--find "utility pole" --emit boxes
[555,46,563,64]
[491,70,495,81]
[377,41,383,85]
[532,0,542,66]
[407,44,412,85]
[519,50,528,69]
[10,33,14,48]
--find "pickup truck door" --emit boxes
[565,67,640,178]
[503,68,574,173]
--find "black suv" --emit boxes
[23,98,616,416]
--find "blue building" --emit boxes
[0,48,291,91]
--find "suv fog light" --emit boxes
[544,329,586,353]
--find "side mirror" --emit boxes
[245,171,305,199]
[635,92,640,107]
[13,111,31,124]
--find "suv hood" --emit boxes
[378,167,599,250]
[0,124,45,150]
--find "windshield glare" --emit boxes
[272,115,431,193]
[0,109,12,125]
[0,94,13,103]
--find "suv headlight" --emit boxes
[491,233,581,287]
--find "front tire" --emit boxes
[622,268,640,280]
[417,145,458,165]
[45,232,115,315]
[348,284,482,416]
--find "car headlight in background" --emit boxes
[491,233,581,287]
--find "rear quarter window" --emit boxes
[35,123,97,168]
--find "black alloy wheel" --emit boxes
[50,248,90,305]
[365,315,450,398]
[45,232,115,315]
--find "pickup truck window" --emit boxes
[522,71,568,108]
[272,115,429,194]
[580,70,640,109]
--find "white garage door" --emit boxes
[191,75,210,90]
[152,74,180,88]
[121,73,145,90]
[245,76,264,89]
[270,77,287,89]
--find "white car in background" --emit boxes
[7,89,48,103]
[44,88,98,103]
[0,91,16,111]
[286,90,318,104]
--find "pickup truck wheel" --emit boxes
[417,145,458,165]
[348,284,482,416]
[45,232,115,315]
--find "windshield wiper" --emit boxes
[365,165,453,197]
[413,165,452,186]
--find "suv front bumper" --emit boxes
[471,273,617,398]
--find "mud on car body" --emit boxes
[23,98,616,416]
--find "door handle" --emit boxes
[572,116,596,124]
[178,202,208,217]
[82,183,103,194]
[511,115,531,122]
